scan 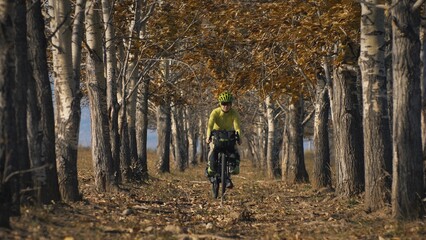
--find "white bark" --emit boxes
[85,0,116,191]
[50,0,80,201]
[359,0,392,211]
[265,95,276,178]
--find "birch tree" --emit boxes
[50,0,81,201]
[127,63,139,178]
[101,0,120,182]
[359,0,392,211]
[265,95,280,178]
[331,59,364,197]
[85,0,117,191]
[135,1,156,180]
[156,100,171,173]
[26,0,60,203]
[391,0,424,219]
[258,103,267,171]
[136,77,150,179]
[186,107,198,166]
[312,63,331,189]
[198,110,208,164]
[171,104,186,171]
[156,59,172,173]
[282,97,309,184]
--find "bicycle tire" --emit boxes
[221,153,227,197]
[212,177,219,199]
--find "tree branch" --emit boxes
[412,0,425,11]
[4,164,48,183]
[302,109,314,126]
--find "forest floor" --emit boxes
[1,149,426,240]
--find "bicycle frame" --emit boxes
[210,130,238,200]
[211,152,231,199]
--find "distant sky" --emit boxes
[79,106,313,151]
[78,107,158,149]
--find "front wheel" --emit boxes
[220,153,227,198]
[211,177,219,199]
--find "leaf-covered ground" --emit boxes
[1,150,425,239]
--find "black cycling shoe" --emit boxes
[226,178,234,189]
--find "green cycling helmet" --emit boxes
[218,91,233,103]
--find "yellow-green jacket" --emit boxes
[206,107,241,139]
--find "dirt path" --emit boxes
[1,160,425,239]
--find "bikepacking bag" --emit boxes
[213,130,236,151]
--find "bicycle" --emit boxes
[208,130,239,200]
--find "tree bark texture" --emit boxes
[331,65,364,197]
[26,0,61,204]
[198,112,208,163]
[391,0,424,219]
[283,98,309,184]
[421,1,426,192]
[312,74,331,189]
[171,104,186,172]
[157,102,171,173]
[133,0,150,179]
[0,1,18,227]
[50,0,80,201]
[136,78,150,179]
[281,123,290,181]
[258,103,267,172]
[385,7,393,139]
[86,0,117,192]
[101,0,120,183]
[125,62,139,180]
[265,95,280,178]
[119,104,131,182]
[186,107,198,166]
[359,1,392,211]
[14,0,31,203]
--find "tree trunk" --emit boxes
[283,98,309,184]
[258,102,267,172]
[391,0,424,219]
[133,0,151,180]
[186,107,198,166]
[312,71,331,189]
[101,0,120,183]
[359,0,392,211]
[385,5,393,139]
[331,64,364,197]
[198,112,208,163]
[85,0,117,192]
[50,0,80,202]
[14,0,31,204]
[265,95,279,178]
[26,0,61,204]
[70,0,85,162]
[126,61,140,179]
[119,104,131,182]
[157,101,171,173]
[171,104,186,171]
[421,1,426,193]
[136,78,150,179]
[0,1,19,227]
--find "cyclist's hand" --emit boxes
[206,138,211,144]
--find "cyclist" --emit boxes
[206,91,242,189]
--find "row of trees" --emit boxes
[0,0,425,228]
